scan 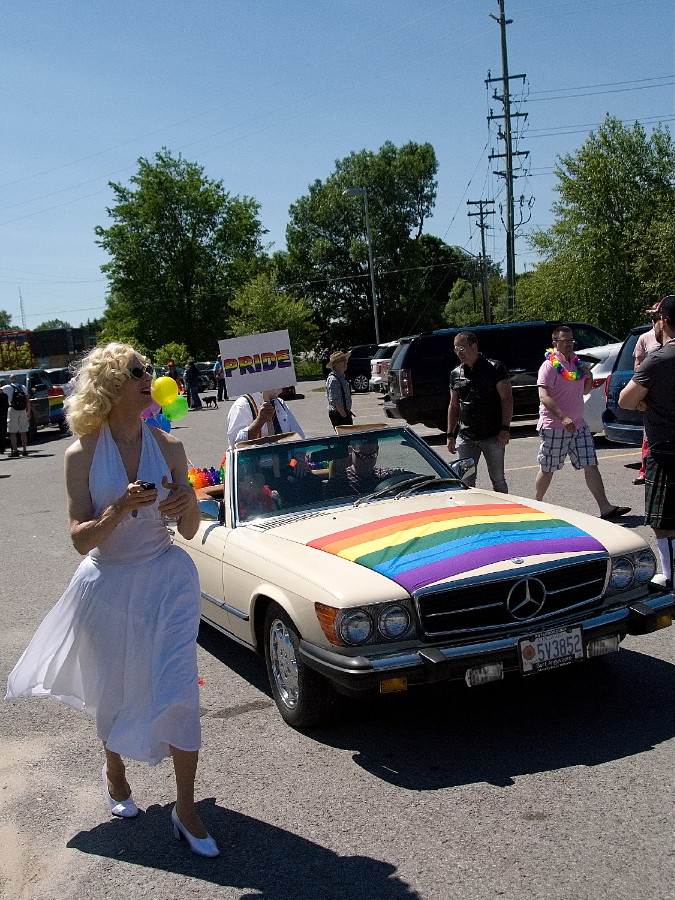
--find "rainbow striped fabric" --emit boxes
[307,503,605,593]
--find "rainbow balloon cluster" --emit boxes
[188,466,223,490]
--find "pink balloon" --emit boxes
[141,399,161,420]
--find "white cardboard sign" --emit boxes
[217,330,296,397]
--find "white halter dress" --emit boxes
[6,422,201,765]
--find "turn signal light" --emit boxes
[314,603,340,644]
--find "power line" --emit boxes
[528,81,674,102]
[528,75,672,96]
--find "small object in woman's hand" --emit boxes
[138,481,155,491]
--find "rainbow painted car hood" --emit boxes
[306,502,606,593]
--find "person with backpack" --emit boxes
[2,374,31,457]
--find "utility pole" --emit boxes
[487,0,528,319]
[18,287,26,329]
[467,200,495,325]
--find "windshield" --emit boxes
[234,428,458,523]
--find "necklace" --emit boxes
[545,349,585,381]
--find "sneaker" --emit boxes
[10,451,19,458]
[22,450,28,456]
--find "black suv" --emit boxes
[384,321,618,431]
[346,344,379,393]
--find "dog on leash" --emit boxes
[202,395,218,409]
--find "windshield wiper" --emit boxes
[394,476,463,498]
[353,475,433,507]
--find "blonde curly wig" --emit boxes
[65,343,150,435]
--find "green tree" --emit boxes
[155,342,189,367]
[0,310,13,331]
[95,149,267,359]
[523,116,675,335]
[34,318,72,331]
[281,141,465,344]
[228,272,318,353]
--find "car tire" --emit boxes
[263,602,336,729]
[351,374,370,393]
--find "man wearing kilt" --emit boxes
[620,295,675,588]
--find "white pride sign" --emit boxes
[217,330,296,397]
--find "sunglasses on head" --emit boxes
[129,363,154,380]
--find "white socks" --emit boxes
[656,537,674,585]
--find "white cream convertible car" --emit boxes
[175,425,674,728]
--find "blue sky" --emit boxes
[0,0,672,330]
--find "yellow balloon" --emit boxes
[151,376,179,407]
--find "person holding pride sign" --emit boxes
[219,330,305,448]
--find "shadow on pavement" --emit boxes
[68,801,420,899]
[308,648,674,789]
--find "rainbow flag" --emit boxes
[307,503,605,593]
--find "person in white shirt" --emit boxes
[226,390,304,448]
[2,375,31,457]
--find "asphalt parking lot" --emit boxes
[1,381,672,900]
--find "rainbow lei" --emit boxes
[545,349,585,381]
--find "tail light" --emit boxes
[605,375,611,401]
[591,377,606,390]
[399,369,413,398]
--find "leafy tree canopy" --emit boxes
[228,271,318,354]
[33,318,72,331]
[0,310,14,331]
[154,342,189,367]
[522,116,675,336]
[96,149,268,359]
[280,141,469,344]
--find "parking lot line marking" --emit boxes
[506,449,641,472]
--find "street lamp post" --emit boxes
[343,187,380,344]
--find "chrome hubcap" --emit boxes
[269,619,299,708]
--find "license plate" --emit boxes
[519,627,584,674]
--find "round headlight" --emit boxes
[378,605,411,639]
[634,550,657,583]
[338,610,373,645]
[610,557,634,590]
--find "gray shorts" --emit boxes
[7,408,29,434]
[537,425,597,472]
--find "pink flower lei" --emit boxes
[545,348,585,381]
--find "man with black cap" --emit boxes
[620,295,675,587]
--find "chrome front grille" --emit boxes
[416,558,609,639]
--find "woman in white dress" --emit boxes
[6,343,219,858]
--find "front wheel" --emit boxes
[351,374,370,393]
[263,603,336,729]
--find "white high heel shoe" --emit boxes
[171,805,220,858]
[101,764,139,818]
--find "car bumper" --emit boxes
[602,421,643,445]
[298,591,675,694]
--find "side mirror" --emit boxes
[449,457,476,485]
[197,498,224,523]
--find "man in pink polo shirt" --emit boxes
[534,324,630,520]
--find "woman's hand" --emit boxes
[158,475,195,522]
[123,480,158,518]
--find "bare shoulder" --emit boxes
[64,432,98,469]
